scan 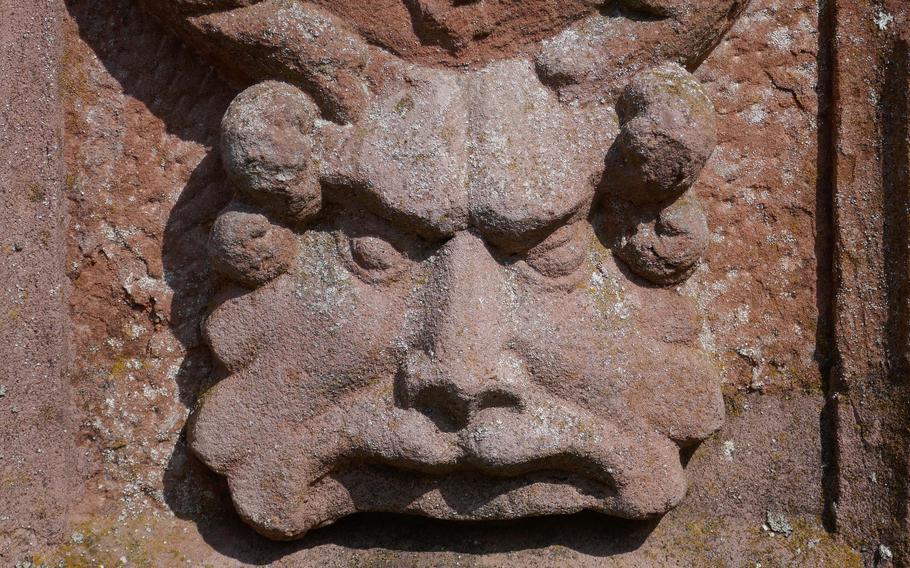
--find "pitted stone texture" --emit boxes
[135,0,738,542]
[323,63,471,237]
[194,58,723,536]
[221,81,322,221]
[535,0,750,104]
[465,60,613,248]
[55,0,840,563]
[169,0,262,13]
[319,58,618,243]
[193,215,723,538]
[1,0,76,560]
[141,0,375,122]
[140,0,748,117]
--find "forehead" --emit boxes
[324,60,617,245]
[307,0,598,67]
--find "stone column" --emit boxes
[831,1,910,565]
[0,0,77,561]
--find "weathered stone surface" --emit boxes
[534,0,750,104]
[693,0,821,396]
[221,80,322,222]
[614,196,710,285]
[149,0,739,540]
[139,0,749,120]
[208,207,296,288]
[609,63,718,205]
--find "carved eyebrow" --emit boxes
[321,182,465,243]
[323,181,592,253]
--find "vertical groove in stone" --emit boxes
[816,0,839,533]
[881,31,910,564]
[882,36,910,383]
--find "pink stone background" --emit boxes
[16,0,863,565]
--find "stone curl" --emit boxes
[615,197,709,285]
[208,207,297,289]
[221,81,322,224]
[609,63,717,205]
[604,63,716,285]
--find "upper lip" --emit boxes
[299,382,667,493]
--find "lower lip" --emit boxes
[329,465,615,521]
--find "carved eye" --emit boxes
[524,223,587,279]
[343,235,409,282]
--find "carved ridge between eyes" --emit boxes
[211,62,716,290]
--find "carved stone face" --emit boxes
[140,0,747,540]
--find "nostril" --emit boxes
[408,383,472,433]
[474,387,524,414]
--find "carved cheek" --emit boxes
[206,230,409,390]
[627,347,725,446]
[204,284,277,372]
[512,273,720,443]
[284,235,408,390]
[512,285,633,414]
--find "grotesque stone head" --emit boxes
[141,0,747,539]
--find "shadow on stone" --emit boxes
[813,0,838,533]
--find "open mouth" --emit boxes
[194,381,695,539]
[321,464,617,523]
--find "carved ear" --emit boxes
[139,0,375,123]
[535,0,749,104]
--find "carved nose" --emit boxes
[398,232,525,431]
